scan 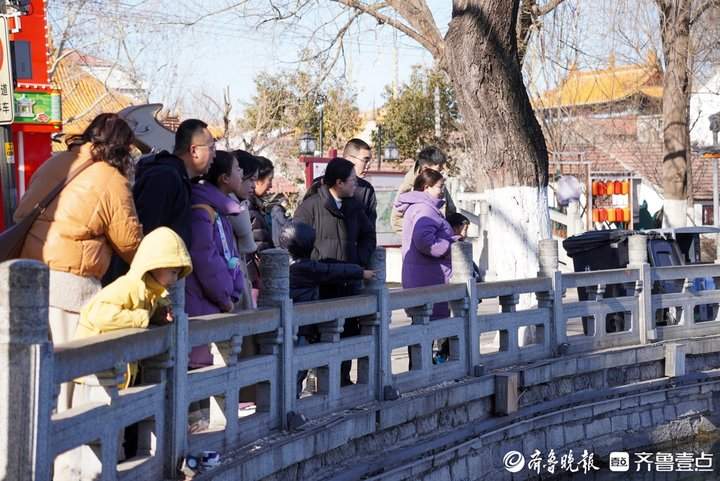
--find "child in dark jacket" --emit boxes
[279,222,375,396]
[446,212,482,281]
[279,222,375,303]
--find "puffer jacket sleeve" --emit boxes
[80,279,150,334]
[356,208,376,268]
[250,200,273,251]
[190,209,235,309]
[101,175,143,264]
[366,187,378,227]
[390,181,412,234]
[302,260,364,284]
[293,196,315,226]
[411,214,452,259]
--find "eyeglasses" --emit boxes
[194,142,216,151]
[348,154,372,165]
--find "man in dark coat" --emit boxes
[294,158,376,275]
[102,119,214,286]
[294,157,377,386]
[305,138,377,229]
[134,119,215,247]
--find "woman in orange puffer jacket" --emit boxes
[13,113,143,410]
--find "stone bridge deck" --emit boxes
[2,236,720,481]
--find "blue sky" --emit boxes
[49,1,453,117]
[48,1,671,121]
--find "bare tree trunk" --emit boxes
[444,0,551,284]
[658,0,692,228]
[445,0,549,191]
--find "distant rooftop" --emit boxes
[536,53,663,110]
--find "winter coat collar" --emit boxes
[394,190,446,215]
[191,182,242,216]
[135,150,190,184]
[317,184,345,217]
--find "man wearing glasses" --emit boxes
[305,138,377,232]
[133,118,215,250]
[342,138,377,228]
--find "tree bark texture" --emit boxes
[444,0,549,190]
[658,0,691,206]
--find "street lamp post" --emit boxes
[376,125,383,170]
[299,131,317,156]
[375,124,399,170]
[316,94,326,157]
[383,139,399,163]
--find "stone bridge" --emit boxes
[2,236,720,481]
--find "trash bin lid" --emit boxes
[562,229,634,257]
[643,226,720,236]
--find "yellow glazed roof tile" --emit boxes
[536,59,663,109]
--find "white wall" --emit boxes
[690,67,720,147]
[637,181,664,216]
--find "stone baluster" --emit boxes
[477,201,490,279]
[450,241,480,373]
[499,294,518,352]
[0,260,53,481]
[256,249,296,430]
[627,234,655,343]
[537,239,564,354]
[361,248,396,400]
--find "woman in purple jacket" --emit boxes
[186,150,246,368]
[393,168,460,319]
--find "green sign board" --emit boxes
[13,91,61,125]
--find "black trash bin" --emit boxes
[563,230,636,333]
[645,227,720,323]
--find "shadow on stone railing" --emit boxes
[3,235,720,480]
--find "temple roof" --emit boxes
[536,54,663,110]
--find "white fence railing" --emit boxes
[2,234,720,480]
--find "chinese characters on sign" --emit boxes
[504,450,714,474]
[0,18,14,125]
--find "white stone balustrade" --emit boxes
[4,237,720,480]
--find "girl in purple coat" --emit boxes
[186,150,246,368]
[394,169,460,319]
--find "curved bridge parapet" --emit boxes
[2,237,720,481]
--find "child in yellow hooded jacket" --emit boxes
[75,226,193,338]
[73,227,192,395]
[69,227,192,477]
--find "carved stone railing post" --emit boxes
[256,248,294,430]
[537,239,560,354]
[477,201,490,279]
[0,260,53,481]
[361,248,395,400]
[450,241,480,375]
[628,234,655,343]
[165,280,189,479]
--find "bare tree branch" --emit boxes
[160,1,250,26]
[691,0,720,25]
[329,0,444,59]
[518,0,568,65]
[534,0,568,17]
[385,0,444,58]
